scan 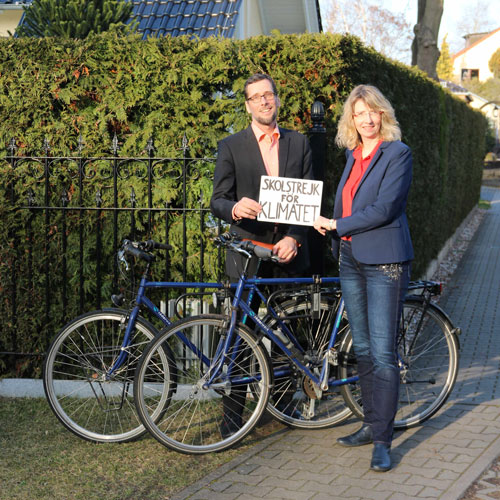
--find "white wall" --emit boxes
[452,29,500,82]
[233,0,320,39]
[0,8,23,37]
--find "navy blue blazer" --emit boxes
[332,140,414,265]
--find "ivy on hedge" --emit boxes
[0,31,486,377]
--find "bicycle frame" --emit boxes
[106,261,345,389]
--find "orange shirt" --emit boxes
[251,122,280,177]
[341,140,382,241]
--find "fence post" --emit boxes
[309,100,326,275]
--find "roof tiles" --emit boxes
[129,0,242,39]
[3,0,242,40]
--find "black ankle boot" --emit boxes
[370,443,391,472]
[337,424,373,447]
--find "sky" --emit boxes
[319,0,500,64]
[384,0,500,50]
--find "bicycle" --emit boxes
[133,233,461,454]
[43,237,350,443]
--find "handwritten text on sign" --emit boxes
[257,176,323,226]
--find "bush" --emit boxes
[0,32,487,376]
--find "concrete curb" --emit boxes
[440,432,500,500]
[0,378,44,397]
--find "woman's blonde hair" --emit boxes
[335,85,401,150]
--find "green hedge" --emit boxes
[0,32,486,376]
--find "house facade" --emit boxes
[451,27,500,83]
[233,0,321,39]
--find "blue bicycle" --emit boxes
[132,234,460,454]
[43,236,350,443]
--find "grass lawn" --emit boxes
[0,397,284,500]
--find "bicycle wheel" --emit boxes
[339,296,459,429]
[262,295,354,429]
[134,314,272,454]
[43,309,172,443]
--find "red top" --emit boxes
[341,140,382,241]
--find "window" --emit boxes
[461,69,479,80]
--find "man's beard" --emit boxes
[255,110,277,126]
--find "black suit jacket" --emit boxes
[210,125,314,276]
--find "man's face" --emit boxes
[245,79,280,127]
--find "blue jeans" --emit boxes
[340,240,410,444]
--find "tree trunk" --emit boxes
[411,0,444,79]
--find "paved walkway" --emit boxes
[173,186,500,500]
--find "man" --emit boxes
[210,73,314,436]
[211,73,313,278]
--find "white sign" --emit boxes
[257,176,323,226]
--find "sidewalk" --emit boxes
[173,186,500,500]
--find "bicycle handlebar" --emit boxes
[121,239,172,262]
[216,232,280,262]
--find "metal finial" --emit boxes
[27,188,36,207]
[8,138,17,154]
[181,132,189,153]
[111,133,120,155]
[61,189,69,206]
[77,135,85,154]
[146,136,155,155]
[311,101,326,132]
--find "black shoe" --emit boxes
[337,424,373,447]
[219,418,241,439]
[370,443,391,472]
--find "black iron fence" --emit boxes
[0,103,326,377]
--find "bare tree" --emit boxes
[412,0,444,80]
[322,0,413,63]
[457,0,498,40]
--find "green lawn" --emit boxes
[0,397,284,500]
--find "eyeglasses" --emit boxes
[246,91,276,103]
[352,110,383,119]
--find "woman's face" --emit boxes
[352,99,382,143]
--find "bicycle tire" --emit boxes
[43,309,173,443]
[134,314,272,454]
[339,296,459,429]
[262,296,354,429]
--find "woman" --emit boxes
[314,85,413,472]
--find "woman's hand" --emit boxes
[313,216,336,236]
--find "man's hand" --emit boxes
[273,236,298,264]
[233,197,262,220]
